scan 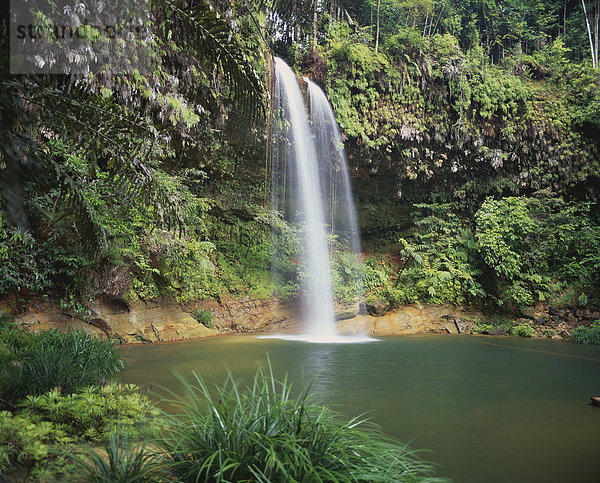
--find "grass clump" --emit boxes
[67,430,159,483]
[156,363,443,482]
[571,321,600,344]
[0,322,123,404]
[191,308,215,328]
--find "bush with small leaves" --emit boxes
[0,410,73,481]
[472,322,495,334]
[510,323,535,338]
[571,321,600,345]
[191,309,215,328]
[19,383,161,443]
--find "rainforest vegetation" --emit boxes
[1,0,599,318]
[1,0,600,479]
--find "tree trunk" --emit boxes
[564,0,567,36]
[312,0,318,52]
[0,154,30,230]
[431,4,446,37]
[329,0,335,28]
[594,0,599,67]
[375,0,380,53]
[581,0,598,68]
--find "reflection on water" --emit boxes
[120,334,600,483]
[257,333,377,344]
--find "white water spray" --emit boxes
[266,58,373,344]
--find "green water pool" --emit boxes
[120,334,600,482]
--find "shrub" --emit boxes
[0,383,161,481]
[510,323,535,338]
[395,204,486,306]
[0,213,90,298]
[157,363,443,482]
[19,383,161,443]
[571,321,600,345]
[0,310,12,327]
[0,410,73,481]
[330,249,364,305]
[191,309,215,328]
[472,322,495,334]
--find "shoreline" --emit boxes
[4,295,595,345]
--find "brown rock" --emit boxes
[454,318,475,334]
[589,397,600,407]
[338,304,482,336]
[14,298,220,344]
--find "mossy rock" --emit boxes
[365,298,390,317]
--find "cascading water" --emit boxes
[306,79,361,255]
[271,57,336,339]
[265,57,372,343]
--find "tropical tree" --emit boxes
[1,0,267,246]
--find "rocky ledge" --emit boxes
[8,296,300,344]
[337,304,481,336]
[7,297,483,343]
[6,296,596,344]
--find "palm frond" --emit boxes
[163,0,266,120]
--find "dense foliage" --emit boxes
[360,196,599,311]
[1,0,599,319]
[323,25,599,203]
[571,320,600,344]
[0,0,270,307]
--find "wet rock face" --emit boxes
[10,294,595,343]
[13,299,220,344]
[186,296,301,334]
[11,298,481,342]
[517,303,600,339]
[488,326,506,336]
[454,318,475,334]
[301,51,327,89]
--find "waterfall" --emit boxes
[306,79,361,255]
[266,57,372,344]
[272,57,336,339]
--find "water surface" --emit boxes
[120,334,600,482]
